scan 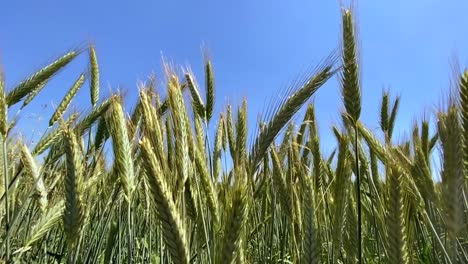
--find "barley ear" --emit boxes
[49,73,85,126]
[6,50,78,106]
[89,45,100,107]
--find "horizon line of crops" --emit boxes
[0,6,467,264]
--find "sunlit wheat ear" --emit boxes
[185,71,206,118]
[213,113,224,180]
[218,178,248,264]
[341,8,361,123]
[94,116,109,150]
[89,44,100,107]
[302,176,319,264]
[310,135,323,191]
[194,115,205,152]
[139,137,189,264]
[167,74,190,192]
[235,99,247,168]
[107,99,135,202]
[388,95,400,140]
[356,121,389,164]
[194,142,219,223]
[348,191,360,259]
[62,127,84,249]
[331,133,351,256]
[420,120,430,158]
[184,178,198,221]
[387,165,409,264]
[204,57,215,121]
[296,103,315,151]
[437,106,463,242]
[139,90,166,171]
[158,82,188,116]
[270,148,292,215]
[6,50,79,106]
[49,73,85,126]
[130,95,143,128]
[0,70,7,138]
[226,104,237,159]
[166,115,175,178]
[380,91,389,134]
[250,54,337,174]
[20,144,48,212]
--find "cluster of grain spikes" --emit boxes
[0,7,466,264]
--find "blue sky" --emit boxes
[1,0,467,160]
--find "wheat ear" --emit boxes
[139,137,189,264]
[6,51,78,106]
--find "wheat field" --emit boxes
[0,8,466,264]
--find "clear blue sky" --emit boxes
[1,0,467,158]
